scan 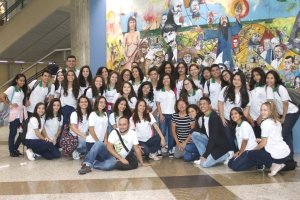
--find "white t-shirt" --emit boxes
[187,89,203,105]
[27,80,50,113]
[69,112,89,137]
[261,118,290,159]
[26,117,44,140]
[4,86,25,118]
[85,88,106,105]
[266,85,299,115]
[112,93,137,109]
[86,111,108,143]
[235,121,257,151]
[49,84,56,97]
[54,84,62,98]
[129,80,143,95]
[108,129,139,158]
[106,84,117,103]
[218,86,252,120]
[109,113,121,128]
[204,77,221,110]
[151,86,158,116]
[60,87,79,109]
[176,79,184,100]
[44,115,63,140]
[250,85,271,120]
[203,116,209,137]
[129,113,156,142]
[144,98,155,109]
[190,76,203,89]
[155,88,176,114]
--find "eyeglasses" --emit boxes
[123,74,130,77]
[222,73,229,77]
[184,82,191,86]
[142,87,150,90]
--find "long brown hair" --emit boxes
[179,78,198,103]
[91,75,107,98]
[132,99,151,124]
[262,102,279,122]
[62,70,80,98]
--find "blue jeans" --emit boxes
[174,143,200,161]
[61,105,75,127]
[224,119,238,152]
[83,141,116,171]
[247,148,289,168]
[192,131,227,168]
[26,139,61,160]
[107,109,113,135]
[281,111,299,158]
[77,136,87,154]
[228,151,257,171]
[8,118,21,154]
[138,135,161,156]
[153,115,160,136]
[159,114,174,151]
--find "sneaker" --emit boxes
[224,151,234,165]
[268,163,285,177]
[194,159,201,165]
[15,150,22,156]
[168,150,174,158]
[72,151,80,160]
[256,164,265,171]
[157,150,162,158]
[26,149,35,161]
[149,153,160,161]
[78,164,92,175]
[34,153,42,159]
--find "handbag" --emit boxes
[0,89,15,126]
[60,124,79,156]
[115,129,138,170]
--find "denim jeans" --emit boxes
[247,148,289,168]
[61,105,75,127]
[174,143,200,162]
[8,118,21,154]
[77,136,87,154]
[192,131,227,168]
[228,151,257,171]
[83,141,116,171]
[159,114,174,151]
[224,119,238,152]
[26,139,61,160]
[281,111,300,158]
[107,109,113,135]
[139,135,161,156]
[153,115,160,136]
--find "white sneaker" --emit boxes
[72,151,80,160]
[224,151,234,165]
[26,149,35,161]
[194,159,201,165]
[149,153,160,161]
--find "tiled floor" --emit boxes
[0,126,299,200]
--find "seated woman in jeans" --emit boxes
[192,97,233,167]
[171,99,199,161]
[70,95,92,160]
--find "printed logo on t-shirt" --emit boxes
[114,138,129,154]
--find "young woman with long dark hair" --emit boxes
[130,66,145,94]
[158,61,175,76]
[52,71,64,98]
[109,97,132,129]
[221,70,233,89]
[188,64,202,89]
[137,81,154,112]
[218,72,251,152]
[96,67,109,84]
[112,81,137,112]
[0,74,28,157]
[78,65,93,94]
[175,62,188,99]
[180,78,203,106]
[85,75,107,106]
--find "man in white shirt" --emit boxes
[78,117,151,174]
[57,55,80,77]
[27,69,52,117]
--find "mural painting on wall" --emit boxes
[106,0,300,93]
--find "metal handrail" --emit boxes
[0,48,71,89]
[0,0,24,21]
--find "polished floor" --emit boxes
[0,126,299,200]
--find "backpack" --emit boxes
[19,118,30,146]
[83,87,91,96]
[28,80,51,99]
[281,159,298,171]
[276,86,300,109]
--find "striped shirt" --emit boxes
[171,113,195,143]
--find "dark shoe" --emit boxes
[10,151,19,157]
[78,164,91,175]
[15,150,22,156]
[256,164,265,171]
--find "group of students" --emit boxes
[1,55,299,177]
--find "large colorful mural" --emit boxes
[106,0,300,93]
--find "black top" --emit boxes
[202,111,230,159]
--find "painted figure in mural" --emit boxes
[294,55,300,70]
[232,38,240,54]
[295,76,300,92]
[113,14,123,38]
[290,76,295,88]
[145,50,165,70]
[257,45,267,60]
[194,14,242,70]
[207,11,214,27]
[248,32,261,48]
[265,37,280,64]
[178,47,198,66]
[134,41,149,75]
[123,14,141,70]
[279,27,287,43]
[194,34,204,50]
[189,0,201,21]
[159,13,168,29]
[280,56,300,84]
[162,23,179,62]
[166,0,184,27]
[271,45,285,70]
